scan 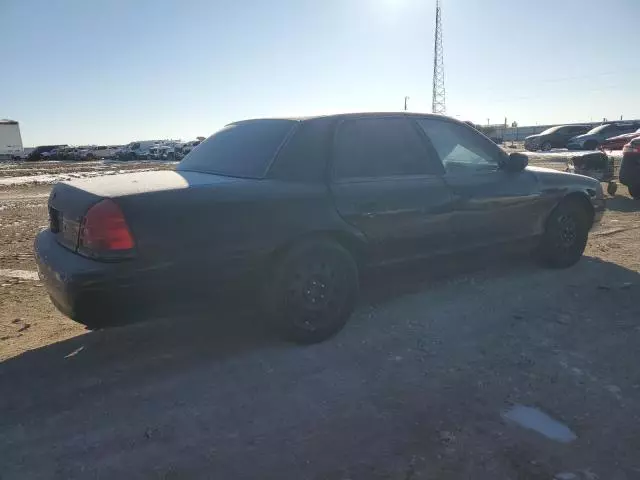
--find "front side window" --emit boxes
[332,117,435,180]
[417,118,504,173]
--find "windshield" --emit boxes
[539,126,563,135]
[177,120,296,178]
[587,124,610,134]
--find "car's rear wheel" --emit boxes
[541,141,552,151]
[263,239,359,344]
[629,184,640,200]
[537,199,590,268]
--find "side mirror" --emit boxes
[502,152,528,173]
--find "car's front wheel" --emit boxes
[263,239,359,344]
[537,199,590,268]
[584,140,598,150]
[541,141,552,151]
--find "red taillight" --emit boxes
[623,143,640,153]
[79,199,134,252]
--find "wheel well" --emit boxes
[270,230,366,268]
[562,192,595,227]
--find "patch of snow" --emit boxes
[0,269,39,281]
[554,473,578,480]
[0,168,158,186]
[502,405,577,443]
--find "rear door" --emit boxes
[330,116,455,264]
[415,117,544,249]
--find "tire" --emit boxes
[537,199,590,269]
[541,141,552,151]
[629,184,640,200]
[584,140,598,150]
[263,239,359,344]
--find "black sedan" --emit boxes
[524,124,590,151]
[35,113,605,343]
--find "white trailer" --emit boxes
[0,119,23,159]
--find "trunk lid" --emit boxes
[47,170,244,252]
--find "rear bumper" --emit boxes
[34,230,143,326]
[34,230,263,327]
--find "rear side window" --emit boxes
[332,117,436,180]
[268,119,331,182]
[178,119,296,178]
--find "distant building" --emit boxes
[0,119,23,159]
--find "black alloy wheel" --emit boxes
[264,240,358,344]
[537,199,590,268]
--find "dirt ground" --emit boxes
[1,158,640,479]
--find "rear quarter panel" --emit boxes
[117,179,356,287]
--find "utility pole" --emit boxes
[431,0,446,114]
[404,96,410,111]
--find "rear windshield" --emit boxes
[177,120,296,178]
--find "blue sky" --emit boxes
[2,0,639,146]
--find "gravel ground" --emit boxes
[1,158,639,479]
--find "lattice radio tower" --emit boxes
[431,0,446,114]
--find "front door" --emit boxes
[330,116,455,264]
[415,117,544,249]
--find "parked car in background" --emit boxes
[620,138,640,199]
[26,145,67,161]
[160,144,178,160]
[172,140,202,160]
[567,122,640,150]
[35,113,605,344]
[147,144,163,160]
[181,139,201,156]
[116,140,163,161]
[524,125,590,151]
[599,128,640,151]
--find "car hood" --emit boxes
[526,165,601,191]
[606,132,640,141]
[525,134,542,140]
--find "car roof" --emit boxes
[230,112,451,125]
